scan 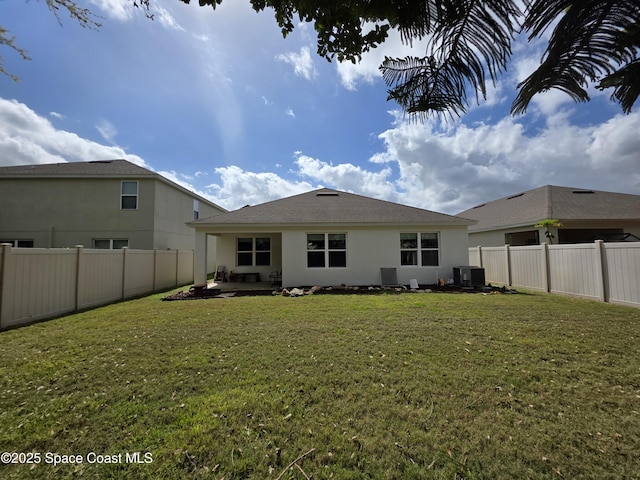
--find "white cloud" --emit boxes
[0,98,149,168]
[49,112,65,120]
[373,111,640,213]
[276,46,317,80]
[335,27,429,91]
[206,165,315,210]
[294,153,397,200]
[96,119,118,144]
[154,5,185,31]
[286,107,295,118]
[89,0,135,21]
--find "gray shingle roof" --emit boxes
[193,188,474,227]
[458,185,640,232]
[0,159,155,177]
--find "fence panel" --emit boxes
[604,243,640,307]
[78,249,125,310]
[470,242,639,308]
[123,250,155,299]
[547,244,600,300]
[510,246,546,291]
[177,250,194,285]
[468,247,481,267]
[155,250,178,291]
[479,247,508,284]
[1,245,194,329]
[0,248,77,328]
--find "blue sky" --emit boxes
[1,0,638,214]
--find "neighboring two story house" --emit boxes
[0,160,225,254]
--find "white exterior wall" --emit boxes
[281,226,469,287]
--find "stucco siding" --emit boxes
[0,178,155,248]
[152,181,224,250]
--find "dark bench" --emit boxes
[229,272,260,282]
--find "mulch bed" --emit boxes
[162,284,516,301]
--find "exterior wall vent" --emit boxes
[507,193,524,200]
[316,192,339,197]
[572,190,595,194]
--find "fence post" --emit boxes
[594,240,606,303]
[175,249,179,288]
[122,247,129,300]
[541,242,550,293]
[153,249,158,293]
[0,243,12,329]
[75,245,84,312]
[477,246,483,267]
[504,244,512,286]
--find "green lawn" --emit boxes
[1,290,639,479]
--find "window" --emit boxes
[0,240,34,248]
[400,233,439,266]
[121,181,138,210]
[237,237,271,266]
[193,199,200,220]
[94,239,129,249]
[307,233,346,268]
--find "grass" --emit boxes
[1,290,639,479]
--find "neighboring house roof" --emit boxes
[458,185,640,232]
[0,159,155,177]
[191,188,475,228]
[0,159,225,211]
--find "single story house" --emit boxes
[457,185,640,247]
[188,188,475,288]
[0,160,225,260]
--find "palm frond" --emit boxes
[598,60,640,113]
[512,0,639,114]
[380,0,522,118]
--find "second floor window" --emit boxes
[121,181,138,210]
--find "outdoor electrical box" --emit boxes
[453,266,485,287]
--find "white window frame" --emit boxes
[400,232,439,267]
[236,237,271,267]
[93,239,129,249]
[306,233,347,268]
[193,199,200,220]
[0,239,34,248]
[121,181,138,210]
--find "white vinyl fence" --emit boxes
[469,241,640,308]
[0,245,194,329]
